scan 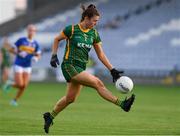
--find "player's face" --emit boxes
[86,15,100,29]
[27,25,36,38]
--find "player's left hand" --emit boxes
[32,56,39,63]
[110,68,124,82]
[50,54,59,68]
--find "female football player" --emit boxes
[0,37,11,85]
[43,4,135,133]
[4,24,41,106]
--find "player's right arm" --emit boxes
[50,25,72,68]
[50,31,67,68]
[52,25,72,55]
[52,31,67,55]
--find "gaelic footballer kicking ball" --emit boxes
[115,76,134,93]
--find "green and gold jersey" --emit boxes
[62,24,101,64]
[1,48,11,67]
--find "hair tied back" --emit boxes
[87,4,96,9]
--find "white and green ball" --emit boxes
[115,76,134,93]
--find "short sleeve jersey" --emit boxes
[1,48,11,67]
[14,37,41,67]
[62,24,101,64]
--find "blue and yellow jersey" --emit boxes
[14,37,41,67]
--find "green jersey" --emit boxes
[62,24,101,64]
[1,48,11,67]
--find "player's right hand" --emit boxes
[18,51,28,58]
[50,54,59,68]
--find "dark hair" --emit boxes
[80,4,100,22]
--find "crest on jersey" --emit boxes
[83,34,88,42]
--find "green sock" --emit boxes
[50,110,58,119]
[115,98,124,108]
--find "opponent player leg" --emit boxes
[14,71,30,101]
[7,65,24,91]
[9,72,23,106]
[10,67,31,106]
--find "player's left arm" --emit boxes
[93,43,124,82]
[93,30,123,82]
[93,43,113,70]
[32,41,42,62]
[33,52,41,59]
[33,51,41,59]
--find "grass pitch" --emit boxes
[0,83,180,135]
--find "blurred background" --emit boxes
[1,0,180,135]
[0,0,180,85]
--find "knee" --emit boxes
[17,83,25,89]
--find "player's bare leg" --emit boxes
[10,72,30,106]
[43,82,82,133]
[53,82,82,114]
[72,71,135,112]
[2,67,10,84]
[43,72,135,133]
[72,71,118,103]
[14,72,30,100]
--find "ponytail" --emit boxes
[80,4,100,22]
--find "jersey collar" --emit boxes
[26,37,34,42]
[78,24,90,33]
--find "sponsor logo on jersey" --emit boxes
[19,45,35,54]
[74,36,81,39]
[77,42,92,49]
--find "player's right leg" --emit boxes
[9,72,24,106]
[2,66,12,92]
[8,65,28,106]
[2,79,13,93]
[72,71,135,112]
[43,82,82,133]
[2,67,10,83]
[13,71,31,101]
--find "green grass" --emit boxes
[0,83,180,135]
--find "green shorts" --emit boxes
[61,61,86,82]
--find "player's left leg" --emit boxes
[10,67,31,106]
[14,72,30,101]
[2,67,12,92]
[72,71,135,112]
[2,67,10,83]
[9,72,23,106]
